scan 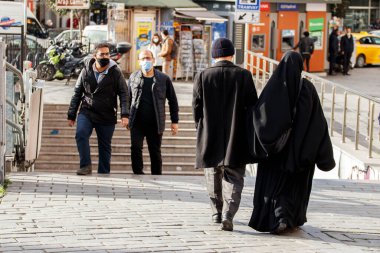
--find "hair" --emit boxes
[151,33,162,44]
[303,31,309,37]
[94,42,110,53]
[162,30,169,36]
[138,49,154,60]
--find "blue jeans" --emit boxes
[75,113,115,173]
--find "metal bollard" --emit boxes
[368,102,374,158]
[342,92,347,143]
[330,86,336,136]
[355,97,360,150]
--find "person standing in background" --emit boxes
[148,33,163,72]
[158,30,174,79]
[340,27,354,76]
[328,27,339,75]
[293,31,314,72]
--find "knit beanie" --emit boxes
[212,38,235,58]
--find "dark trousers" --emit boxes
[130,120,163,175]
[75,113,115,174]
[204,166,245,220]
[302,53,311,72]
[328,54,336,74]
[343,53,352,74]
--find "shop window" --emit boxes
[281,29,295,52]
[251,34,265,51]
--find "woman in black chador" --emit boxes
[248,51,335,234]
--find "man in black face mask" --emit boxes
[68,43,129,175]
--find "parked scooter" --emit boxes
[36,41,132,85]
[36,40,87,85]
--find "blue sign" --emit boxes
[236,0,260,11]
[278,3,298,11]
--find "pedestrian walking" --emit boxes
[248,51,335,234]
[193,38,258,231]
[158,30,174,79]
[293,31,314,72]
[67,43,129,175]
[128,49,179,175]
[340,27,355,75]
[328,27,339,75]
[148,33,163,72]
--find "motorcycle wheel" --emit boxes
[36,64,55,81]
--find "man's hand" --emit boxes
[121,117,129,129]
[171,123,178,135]
[68,120,75,127]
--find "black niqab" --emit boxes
[252,51,303,153]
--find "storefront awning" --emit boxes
[107,0,200,8]
[264,0,341,3]
[174,8,228,23]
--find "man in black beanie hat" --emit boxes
[193,38,258,231]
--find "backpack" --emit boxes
[170,39,178,59]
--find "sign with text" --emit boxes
[260,2,270,11]
[56,0,90,10]
[309,18,324,32]
[278,3,298,11]
[235,0,261,24]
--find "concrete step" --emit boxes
[37,152,196,163]
[34,161,199,174]
[42,120,196,129]
[43,111,194,121]
[43,104,194,113]
[40,143,196,153]
[42,127,196,137]
[41,135,197,145]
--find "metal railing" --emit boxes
[244,50,380,159]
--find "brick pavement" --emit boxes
[1,173,379,252]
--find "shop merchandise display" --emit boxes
[179,30,194,80]
[193,39,208,75]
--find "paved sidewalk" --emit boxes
[1,173,379,252]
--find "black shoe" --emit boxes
[212,213,222,223]
[220,219,233,231]
[220,213,233,231]
[76,165,92,175]
[133,171,145,175]
[270,222,288,235]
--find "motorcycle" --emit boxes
[36,41,87,85]
[36,41,132,85]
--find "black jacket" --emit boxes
[67,59,129,124]
[340,35,354,54]
[294,37,314,55]
[193,60,258,169]
[128,69,179,134]
[328,31,339,56]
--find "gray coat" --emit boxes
[193,60,258,169]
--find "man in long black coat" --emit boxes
[193,38,258,231]
[340,27,355,75]
[328,27,339,75]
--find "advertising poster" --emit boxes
[309,18,324,50]
[135,17,153,69]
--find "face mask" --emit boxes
[153,38,159,43]
[140,60,153,72]
[97,58,110,67]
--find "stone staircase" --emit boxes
[34,104,202,175]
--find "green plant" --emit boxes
[0,179,12,198]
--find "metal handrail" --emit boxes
[244,50,380,159]
[5,62,25,103]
